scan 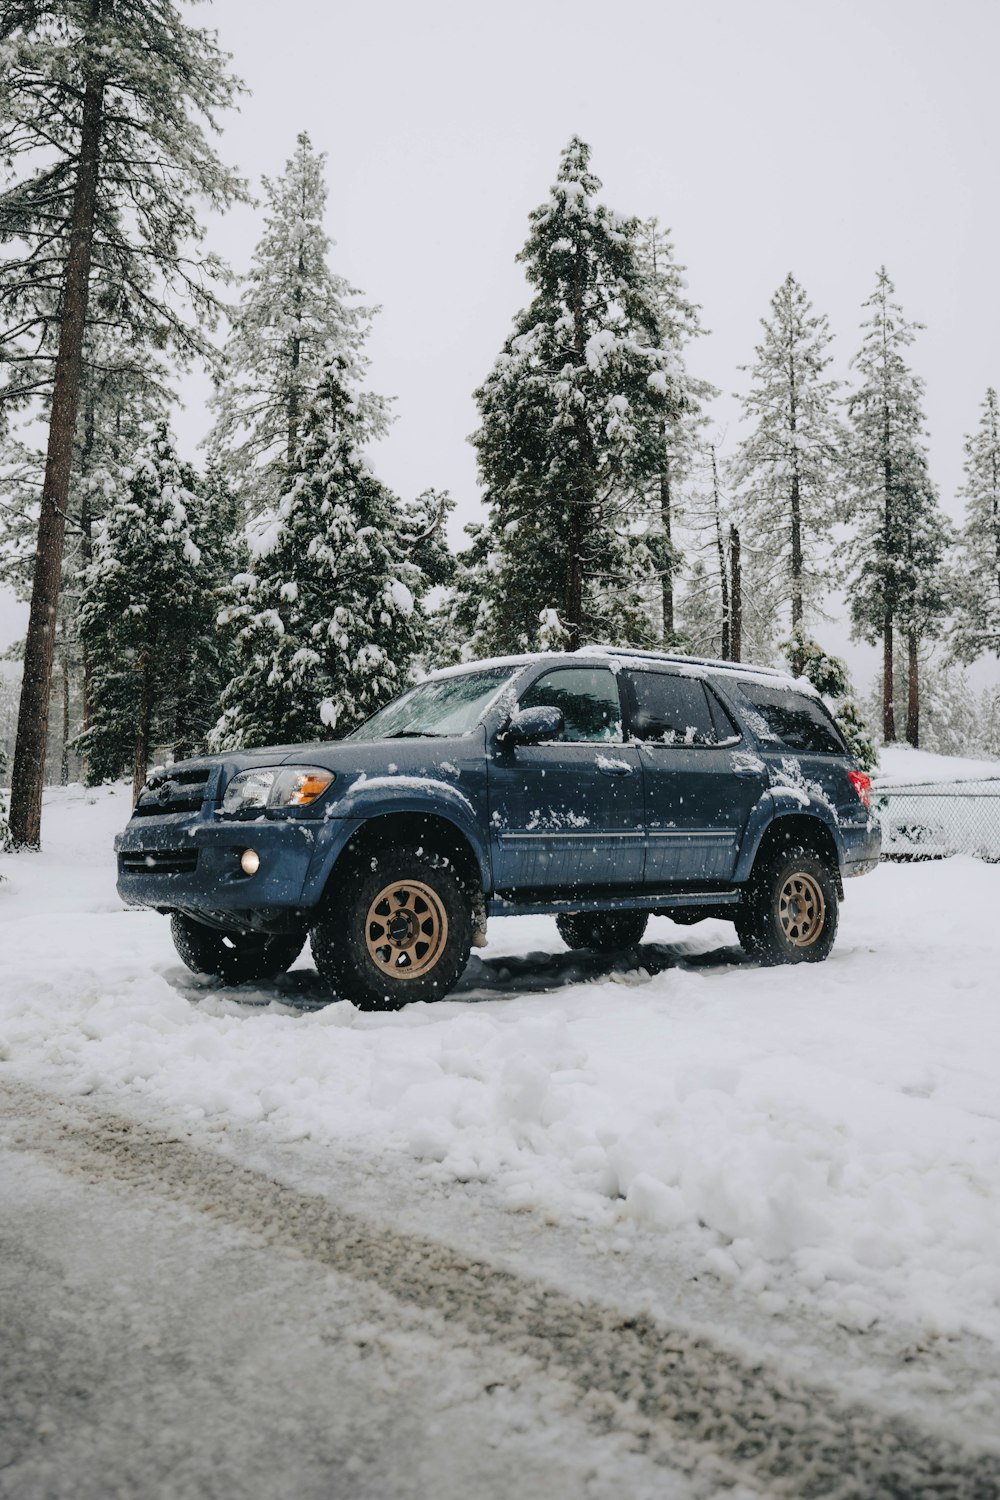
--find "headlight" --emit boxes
[221,766,335,815]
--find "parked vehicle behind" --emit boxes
[116,648,880,1009]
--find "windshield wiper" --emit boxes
[383,730,447,739]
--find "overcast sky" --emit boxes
[4,0,1000,688]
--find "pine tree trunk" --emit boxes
[711,450,730,658]
[906,628,919,747]
[729,524,742,663]
[566,494,585,649]
[659,445,674,644]
[132,647,156,805]
[60,630,71,787]
[8,36,106,848]
[79,482,94,760]
[882,610,896,742]
[790,469,804,672]
[881,404,896,744]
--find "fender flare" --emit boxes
[734,790,844,885]
[301,778,492,905]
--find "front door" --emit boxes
[621,668,767,886]
[487,665,644,892]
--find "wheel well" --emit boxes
[330,813,485,902]
[750,815,843,896]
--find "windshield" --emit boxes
[351,666,520,740]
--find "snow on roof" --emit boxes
[426,655,540,681]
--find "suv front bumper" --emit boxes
[115,813,360,932]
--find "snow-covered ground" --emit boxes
[2,774,1000,1359]
[876,743,999,784]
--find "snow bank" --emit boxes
[3,786,1000,1345]
[877,744,999,785]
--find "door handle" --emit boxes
[597,762,633,776]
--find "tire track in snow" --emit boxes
[3,1080,998,1500]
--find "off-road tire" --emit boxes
[310,844,475,1011]
[170,913,305,984]
[556,910,649,953]
[735,844,838,965]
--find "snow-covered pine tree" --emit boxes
[208,132,376,522]
[80,425,219,799]
[842,269,948,745]
[213,355,420,749]
[469,138,680,653]
[0,0,245,846]
[635,218,715,644]
[729,274,842,671]
[951,388,1000,664]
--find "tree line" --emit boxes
[2,4,999,848]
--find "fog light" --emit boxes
[240,848,260,876]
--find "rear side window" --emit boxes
[519,667,623,743]
[736,681,846,754]
[625,670,731,746]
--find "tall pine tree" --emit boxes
[208,131,376,521]
[841,269,948,744]
[80,424,222,799]
[469,138,680,652]
[0,0,244,845]
[951,388,1000,663]
[213,356,420,749]
[730,274,842,670]
[635,217,714,644]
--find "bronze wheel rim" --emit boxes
[778,870,826,948]
[365,878,449,980]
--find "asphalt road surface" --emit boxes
[2,1080,998,1500]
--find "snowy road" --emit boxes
[3,1077,999,1500]
[3,779,1000,1495]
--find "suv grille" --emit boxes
[120,848,199,875]
[133,768,212,817]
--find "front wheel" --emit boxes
[556,909,648,953]
[735,846,838,964]
[310,845,474,1011]
[170,913,305,983]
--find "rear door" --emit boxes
[622,668,767,885]
[487,665,644,892]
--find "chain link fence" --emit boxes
[873,777,1000,863]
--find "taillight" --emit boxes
[848,770,871,808]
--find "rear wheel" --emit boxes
[170,913,305,983]
[556,910,648,953]
[735,845,838,964]
[310,844,474,1011]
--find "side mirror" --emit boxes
[499,705,564,748]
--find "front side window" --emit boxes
[626,670,726,746]
[519,667,623,743]
[353,666,519,740]
[735,681,846,754]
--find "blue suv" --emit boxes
[116,648,880,1009]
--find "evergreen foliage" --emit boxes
[841,269,951,743]
[635,218,714,643]
[79,425,225,794]
[0,0,245,415]
[0,0,245,843]
[951,388,1000,663]
[730,274,842,663]
[468,138,681,653]
[208,131,378,520]
[213,356,421,749]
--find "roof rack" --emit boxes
[576,645,788,679]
